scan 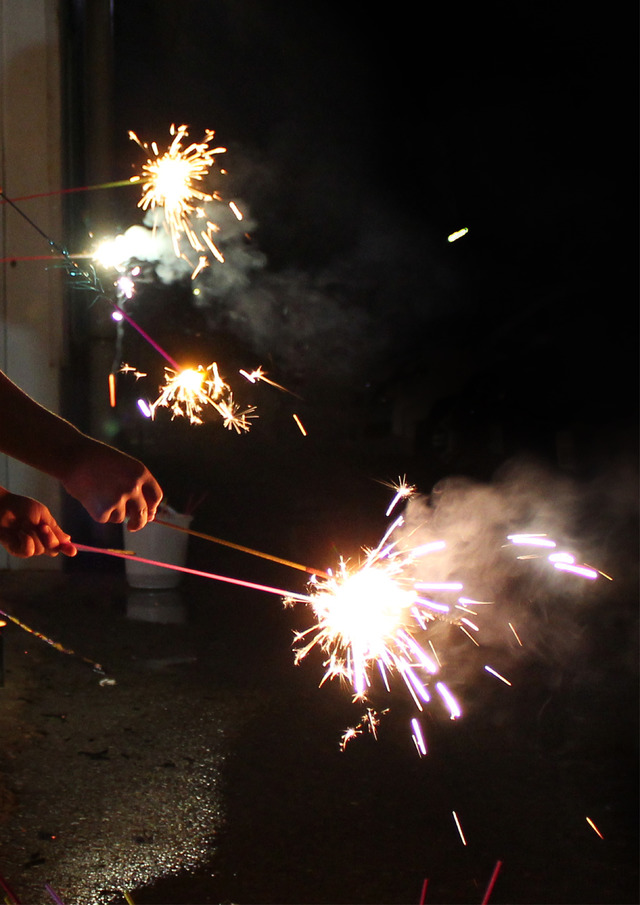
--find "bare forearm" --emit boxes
[0,370,91,483]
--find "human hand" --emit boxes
[0,489,77,558]
[62,439,163,532]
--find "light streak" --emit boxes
[507,535,603,582]
[452,810,467,845]
[481,860,503,905]
[507,533,557,548]
[411,718,428,756]
[436,681,462,719]
[0,177,136,206]
[45,883,66,905]
[447,227,468,242]
[0,870,21,905]
[239,366,298,396]
[383,476,416,516]
[484,664,512,686]
[508,622,523,646]
[552,562,599,580]
[108,372,117,408]
[137,398,152,418]
[292,413,307,435]
[586,816,604,839]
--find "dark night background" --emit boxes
[72,0,637,558]
[25,2,636,903]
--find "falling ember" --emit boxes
[508,622,523,646]
[436,681,462,718]
[108,372,117,408]
[507,535,603,580]
[447,227,468,242]
[586,816,604,839]
[239,365,297,396]
[383,476,416,516]
[411,718,428,756]
[452,810,468,845]
[130,124,237,277]
[137,398,152,418]
[292,413,307,436]
[484,664,512,686]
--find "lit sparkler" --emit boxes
[142,362,257,431]
[288,507,465,741]
[130,124,240,277]
[288,485,606,752]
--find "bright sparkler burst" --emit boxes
[129,124,242,276]
[289,484,605,752]
[147,363,257,431]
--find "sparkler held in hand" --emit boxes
[129,123,242,278]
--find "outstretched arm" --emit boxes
[0,370,163,532]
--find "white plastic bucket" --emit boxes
[124,505,193,589]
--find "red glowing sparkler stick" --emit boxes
[111,305,180,369]
[74,544,310,601]
[480,860,503,904]
[0,870,21,904]
[0,178,137,205]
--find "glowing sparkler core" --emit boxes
[292,507,460,725]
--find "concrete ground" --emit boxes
[0,555,637,905]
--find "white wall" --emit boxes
[0,0,65,570]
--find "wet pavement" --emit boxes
[0,552,637,905]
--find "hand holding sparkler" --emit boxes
[0,368,163,535]
[60,438,162,531]
[0,488,76,558]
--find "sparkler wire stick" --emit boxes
[480,860,503,904]
[0,189,180,370]
[75,544,310,602]
[154,517,328,578]
[0,605,105,674]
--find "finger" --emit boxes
[106,505,126,525]
[2,530,38,558]
[125,502,147,532]
[38,523,77,557]
[142,481,163,521]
